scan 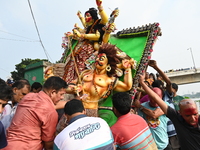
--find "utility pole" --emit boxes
[187,47,197,72]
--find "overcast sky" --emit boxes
[0,0,200,95]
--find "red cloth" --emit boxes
[4,91,58,150]
[140,94,150,103]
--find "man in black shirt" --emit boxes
[139,72,200,150]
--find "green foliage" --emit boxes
[11,58,48,81]
[182,92,200,99]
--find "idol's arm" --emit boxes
[114,59,133,91]
[96,0,108,25]
[77,11,86,28]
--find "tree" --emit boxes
[11,58,48,81]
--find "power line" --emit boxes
[0,68,10,73]
[27,0,53,62]
[0,30,38,41]
[0,37,39,42]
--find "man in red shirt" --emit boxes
[3,76,68,150]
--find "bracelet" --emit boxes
[124,68,131,74]
[81,34,85,39]
[98,6,103,12]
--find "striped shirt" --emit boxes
[163,91,177,137]
[111,113,157,150]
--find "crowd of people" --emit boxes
[1,0,200,149]
[0,57,200,150]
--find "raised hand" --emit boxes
[122,59,132,69]
[77,11,83,18]
[96,0,102,7]
[73,29,81,38]
[65,32,73,37]
[139,72,146,84]
[148,60,157,68]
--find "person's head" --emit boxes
[96,43,119,77]
[43,76,68,105]
[0,79,13,113]
[85,8,98,24]
[152,79,165,94]
[145,72,149,79]
[179,99,199,127]
[156,73,163,80]
[149,87,163,107]
[172,83,178,96]
[112,92,132,117]
[149,73,156,81]
[31,82,42,93]
[12,79,31,103]
[6,79,14,87]
[64,99,85,121]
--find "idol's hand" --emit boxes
[65,32,73,37]
[105,23,116,33]
[77,11,83,18]
[111,8,119,18]
[74,23,78,28]
[96,0,102,7]
[73,29,81,38]
[122,59,132,69]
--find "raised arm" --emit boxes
[96,0,108,25]
[139,72,168,114]
[148,60,173,94]
[77,11,86,28]
[114,59,133,92]
[134,93,164,119]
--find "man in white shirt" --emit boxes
[54,99,115,150]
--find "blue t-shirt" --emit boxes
[138,102,169,150]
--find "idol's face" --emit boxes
[95,53,108,70]
[85,13,93,23]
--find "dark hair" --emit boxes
[43,76,68,92]
[0,78,6,87]
[156,73,160,78]
[31,82,42,91]
[64,99,84,115]
[12,79,31,90]
[152,80,164,89]
[85,8,98,21]
[172,83,178,91]
[112,92,132,115]
[149,73,156,81]
[0,78,13,101]
[152,80,165,96]
[98,44,120,77]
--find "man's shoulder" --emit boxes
[74,116,108,126]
